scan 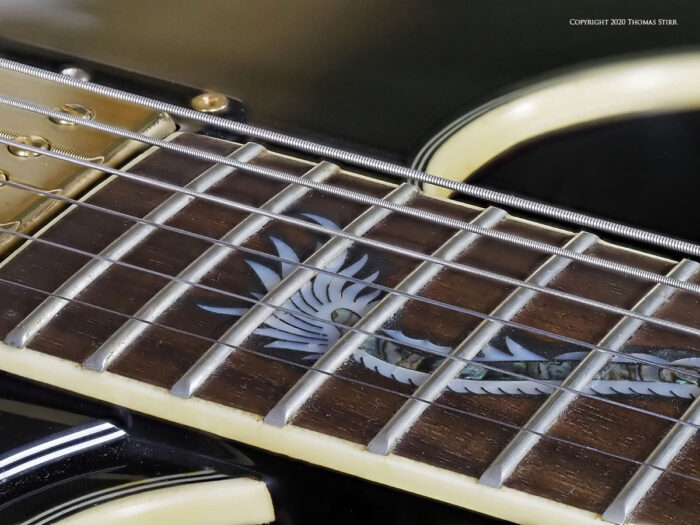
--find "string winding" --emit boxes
[0,59,698,493]
[2,273,700,488]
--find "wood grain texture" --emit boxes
[293,217,569,445]
[631,434,700,525]
[0,133,698,524]
[503,261,699,521]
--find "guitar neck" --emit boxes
[1,132,699,525]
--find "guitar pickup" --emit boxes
[0,66,175,256]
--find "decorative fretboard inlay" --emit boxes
[2,133,700,525]
[189,218,700,405]
[479,259,700,489]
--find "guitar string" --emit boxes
[1,275,699,488]
[0,69,696,466]
[3,177,700,390]
[1,95,699,298]
[1,136,699,343]
[2,57,698,260]
[2,61,696,508]
[2,223,700,436]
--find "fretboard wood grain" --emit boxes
[1,133,698,525]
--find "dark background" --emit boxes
[0,1,697,161]
[0,3,698,523]
[2,1,698,247]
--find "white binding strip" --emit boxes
[479,258,700,489]
[264,206,507,426]
[0,109,696,299]
[83,161,339,372]
[602,396,700,524]
[171,183,417,398]
[2,57,698,259]
[22,470,214,525]
[23,471,226,525]
[1,430,126,482]
[0,421,115,470]
[0,137,698,340]
[355,349,700,398]
[4,142,266,350]
[367,231,599,455]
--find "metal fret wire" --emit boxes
[9,97,700,298]
[478,260,699,490]
[5,142,267,349]
[1,96,700,298]
[264,206,509,426]
[170,183,416,397]
[82,160,339,372]
[1,148,693,434]
[2,273,700,490]
[367,232,602,456]
[602,396,700,523]
[2,223,700,435]
[3,178,699,389]
[2,58,692,512]
[2,57,698,259]
[1,136,698,342]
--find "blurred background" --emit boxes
[0,0,697,163]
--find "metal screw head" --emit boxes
[8,135,51,158]
[190,92,229,113]
[60,66,91,82]
[0,170,8,182]
[49,103,95,126]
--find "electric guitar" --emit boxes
[1,5,700,525]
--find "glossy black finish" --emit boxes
[0,1,697,162]
[466,111,700,248]
[0,375,259,524]
[0,372,503,524]
[0,37,247,142]
[0,4,698,523]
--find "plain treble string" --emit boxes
[0,94,698,297]
[0,135,698,343]
[1,273,700,489]
[1,57,698,259]
[2,223,700,436]
[2,178,700,390]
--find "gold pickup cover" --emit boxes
[0,67,175,255]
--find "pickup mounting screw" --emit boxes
[60,66,91,82]
[8,135,51,158]
[49,103,95,126]
[191,92,229,113]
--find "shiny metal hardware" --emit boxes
[0,130,90,160]
[84,159,338,372]
[6,134,51,157]
[60,66,91,82]
[264,206,508,427]
[478,258,700,490]
[0,66,175,256]
[190,92,229,113]
[171,183,417,398]
[48,103,95,126]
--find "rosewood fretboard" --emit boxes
[1,133,699,525]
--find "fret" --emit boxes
[82,161,340,372]
[602,397,700,524]
[479,258,700,489]
[3,127,700,525]
[367,231,599,455]
[4,142,266,350]
[170,182,417,398]
[264,206,508,426]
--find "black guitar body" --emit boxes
[1,2,699,523]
